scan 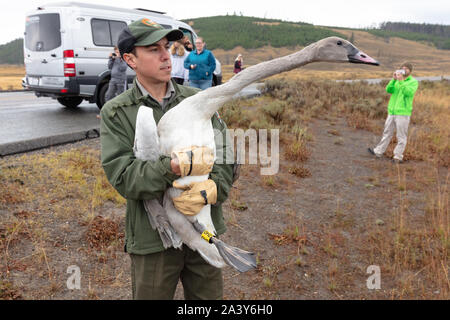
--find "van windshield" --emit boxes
[25,13,61,51]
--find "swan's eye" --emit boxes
[337,41,343,46]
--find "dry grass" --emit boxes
[0,64,24,90]
[0,147,126,227]
[288,165,311,178]
[0,145,127,299]
[221,78,449,298]
[84,215,124,250]
[365,166,449,299]
[405,81,450,166]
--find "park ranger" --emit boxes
[100,19,234,300]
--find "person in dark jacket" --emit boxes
[105,46,128,101]
[234,54,243,74]
[100,19,234,300]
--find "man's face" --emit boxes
[123,38,172,84]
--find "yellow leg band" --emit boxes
[201,230,214,243]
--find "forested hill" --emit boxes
[182,16,346,50]
[366,22,450,50]
[378,22,450,37]
[0,39,23,64]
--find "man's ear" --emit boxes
[123,53,136,69]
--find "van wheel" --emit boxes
[96,83,109,109]
[57,97,83,108]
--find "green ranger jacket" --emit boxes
[385,76,419,116]
[100,79,234,255]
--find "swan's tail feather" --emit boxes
[211,238,257,273]
[192,221,257,273]
[144,199,183,249]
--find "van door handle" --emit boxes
[51,54,56,57]
[41,59,48,64]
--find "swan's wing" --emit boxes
[134,106,160,161]
[164,188,256,272]
[134,105,182,249]
[164,188,226,269]
[143,199,182,249]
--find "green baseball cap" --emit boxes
[117,18,184,56]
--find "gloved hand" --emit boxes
[172,179,217,216]
[171,146,214,177]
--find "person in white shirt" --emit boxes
[170,40,189,85]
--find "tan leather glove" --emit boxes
[171,146,214,177]
[172,179,217,216]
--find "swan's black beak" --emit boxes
[348,50,380,66]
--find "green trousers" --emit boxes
[130,245,223,300]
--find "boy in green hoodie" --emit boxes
[368,62,419,163]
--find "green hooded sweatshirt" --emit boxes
[100,79,234,255]
[385,76,419,116]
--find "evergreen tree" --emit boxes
[0,39,24,65]
[367,21,450,50]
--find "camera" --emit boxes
[395,69,405,75]
[112,53,117,57]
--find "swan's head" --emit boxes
[313,37,379,66]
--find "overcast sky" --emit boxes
[2,0,450,45]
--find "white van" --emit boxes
[24,2,222,109]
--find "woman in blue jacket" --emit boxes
[184,37,216,90]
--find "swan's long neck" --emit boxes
[199,43,317,119]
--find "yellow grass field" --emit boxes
[0,65,25,90]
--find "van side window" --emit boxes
[91,18,127,47]
[110,21,127,45]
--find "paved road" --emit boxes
[337,75,450,84]
[0,91,100,156]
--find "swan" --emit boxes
[135,36,379,272]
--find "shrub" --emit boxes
[346,111,371,130]
[219,101,251,128]
[84,215,123,249]
[262,101,286,123]
[285,137,310,162]
[288,165,311,178]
